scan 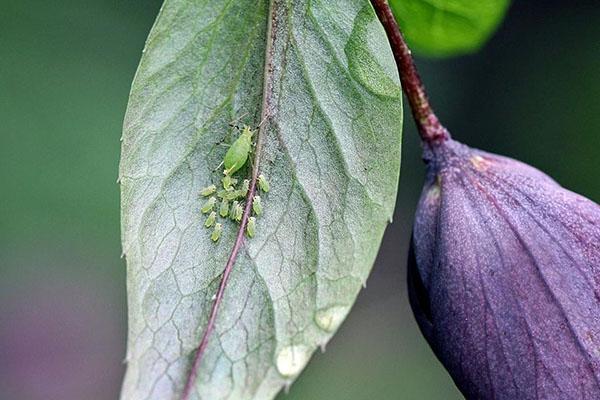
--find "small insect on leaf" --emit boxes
[223,126,253,176]
[204,211,216,228]
[217,187,240,201]
[258,174,270,193]
[199,184,216,197]
[201,197,217,214]
[252,195,263,216]
[229,201,239,221]
[240,179,250,197]
[211,223,222,242]
[232,202,243,222]
[246,217,256,238]
[222,175,237,190]
[219,199,229,218]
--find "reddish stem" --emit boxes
[370,0,449,145]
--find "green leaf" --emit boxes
[119,1,402,399]
[389,0,511,57]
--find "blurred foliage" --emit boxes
[390,0,511,57]
[0,1,598,400]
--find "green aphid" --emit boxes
[204,211,216,228]
[201,196,217,214]
[211,223,223,242]
[246,217,256,238]
[231,201,243,222]
[252,195,263,216]
[222,175,238,190]
[219,199,229,218]
[217,187,240,201]
[224,125,254,176]
[229,201,239,221]
[240,179,250,197]
[199,184,216,197]
[258,174,270,193]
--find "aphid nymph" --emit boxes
[229,201,239,221]
[258,174,270,193]
[201,196,217,214]
[211,223,222,242]
[252,195,263,216]
[200,184,216,197]
[222,175,237,190]
[204,211,216,228]
[219,199,229,218]
[217,187,239,201]
[235,206,244,222]
[240,179,250,197]
[246,217,256,238]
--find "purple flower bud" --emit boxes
[409,139,600,399]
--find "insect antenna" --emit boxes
[252,113,270,130]
[228,112,249,130]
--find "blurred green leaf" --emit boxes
[119,1,402,399]
[390,0,511,57]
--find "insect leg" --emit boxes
[212,160,224,172]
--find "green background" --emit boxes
[1,1,598,399]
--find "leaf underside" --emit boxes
[389,0,511,57]
[119,1,402,399]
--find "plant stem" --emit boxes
[370,0,449,145]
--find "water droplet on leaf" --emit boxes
[314,306,349,333]
[276,345,310,378]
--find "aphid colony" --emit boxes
[199,124,269,242]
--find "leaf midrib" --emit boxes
[181,0,276,397]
